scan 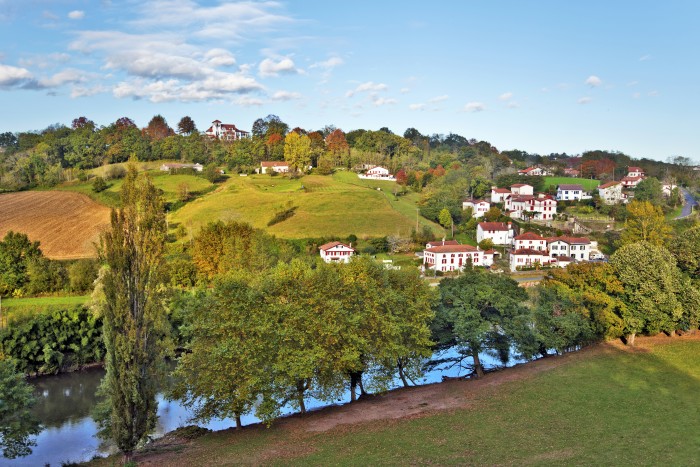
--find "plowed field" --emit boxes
[0,191,110,259]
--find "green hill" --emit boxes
[544,176,600,191]
[169,171,443,239]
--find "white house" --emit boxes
[205,120,250,141]
[160,162,204,172]
[556,184,586,201]
[423,244,494,273]
[547,236,591,261]
[505,194,557,221]
[510,184,534,196]
[509,249,552,272]
[260,161,290,174]
[513,232,547,251]
[491,187,512,203]
[426,240,460,249]
[598,181,626,204]
[517,166,550,176]
[319,241,355,263]
[621,176,644,189]
[627,166,645,178]
[662,183,678,197]
[462,199,490,217]
[477,222,514,245]
[360,166,395,180]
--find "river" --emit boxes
[6,349,523,466]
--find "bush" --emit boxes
[267,206,297,226]
[92,176,107,193]
[104,165,127,180]
[68,259,99,293]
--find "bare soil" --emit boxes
[0,191,110,259]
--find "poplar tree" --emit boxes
[96,163,169,461]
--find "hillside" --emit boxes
[169,171,443,239]
[0,191,110,259]
[89,335,700,466]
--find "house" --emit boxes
[510,184,534,196]
[359,166,395,180]
[513,232,547,251]
[319,241,355,263]
[260,161,290,174]
[517,166,550,176]
[551,256,574,268]
[556,184,586,201]
[598,181,626,204]
[505,193,557,221]
[547,236,591,261]
[662,183,678,197]
[160,162,204,172]
[509,249,552,272]
[422,244,494,273]
[205,120,250,141]
[621,176,644,189]
[564,168,580,177]
[477,222,514,245]
[462,199,490,217]
[491,187,512,203]
[627,166,645,178]
[426,240,460,249]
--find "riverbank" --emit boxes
[88,333,700,466]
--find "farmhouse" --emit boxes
[517,166,550,176]
[621,176,643,188]
[462,199,490,217]
[513,232,547,251]
[627,166,645,178]
[260,161,290,174]
[510,184,534,196]
[477,221,514,245]
[205,120,250,141]
[490,187,512,203]
[598,181,626,204]
[319,241,355,263]
[359,166,396,180]
[509,249,552,271]
[505,193,557,221]
[422,244,495,273]
[556,184,587,201]
[547,236,591,261]
[426,240,460,248]
[160,163,204,172]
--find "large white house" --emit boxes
[477,222,515,245]
[547,236,591,261]
[598,181,626,204]
[505,194,557,221]
[462,199,490,217]
[260,161,290,174]
[205,120,250,141]
[556,184,587,201]
[627,166,645,178]
[511,184,534,196]
[319,241,355,263]
[160,162,204,172]
[509,249,552,271]
[518,166,551,176]
[423,244,495,273]
[490,187,512,203]
[513,232,547,251]
[359,166,395,180]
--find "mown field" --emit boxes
[0,191,110,259]
[91,336,700,466]
[0,295,90,324]
[169,171,443,239]
[544,176,600,191]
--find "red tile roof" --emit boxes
[492,188,511,193]
[425,244,479,253]
[427,240,460,247]
[515,232,545,241]
[319,241,354,252]
[511,184,532,188]
[512,248,549,256]
[548,236,590,245]
[598,181,621,189]
[478,222,511,231]
[558,184,584,191]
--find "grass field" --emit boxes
[0,295,90,324]
[169,171,444,239]
[0,191,110,259]
[544,176,600,191]
[95,336,700,466]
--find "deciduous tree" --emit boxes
[620,200,671,246]
[283,132,311,174]
[0,358,40,459]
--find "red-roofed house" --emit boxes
[491,187,512,203]
[426,240,460,248]
[359,166,395,180]
[260,161,290,174]
[627,166,645,178]
[319,241,355,263]
[598,181,626,204]
[511,184,534,196]
[517,166,551,176]
[621,176,643,188]
[462,199,490,217]
[509,249,552,271]
[513,232,547,251]
[477,222,514,245]
[505,194,557,220]
[556,184,586,201]
[547,236,591,261]
[422,243,494,272]
[205,120,250,141]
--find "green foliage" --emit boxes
[620,200,672,246]
[267,206,298,226]
[633,177,663,205]
[284,132,312,173]
[68,259,99,293]
[669,225,700,279]
[0,231,42,296]
[0,358,40,459]
[438,208,452,229]
[92,176,108,193]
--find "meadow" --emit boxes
[0,295,90,325]
[543,176,601,191]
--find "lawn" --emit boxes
[1,295,90,324]
[169,172,444,240]
[544,176,600,191]
[92,337,700,465]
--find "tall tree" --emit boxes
[620,200,671,246]
[284,132,311,173]
[0,231,42,296]
[143,115,174,141]
[96,163,169,461]
[633,177,663,205]
[177,116,197,135]
[0,358,41,459]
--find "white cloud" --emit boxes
[632,92,641,99]
[409,103,425,111]
[499,92,513,101]
[258,57,299,77]
[371,95,397,106]
[71,84,107,98]
[271,90,302,101]
[464,102,485,112]
[0,63,34,87]
[204,48,236,67]
[585,75,602,87]
[38,68,87,87]
[578,97,592,104]
[310,57,343,69]
[639,54,652,61]
[68,10,85,20]
[346,81,388,97]
[400,87,410,94]
[507,101,519,109]
[428,94,448,103]
[235,95,264,107]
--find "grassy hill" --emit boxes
[169,171,444,239]
[544,176,600,191]
[91,336,700,466]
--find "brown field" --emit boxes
[0,191,111,259]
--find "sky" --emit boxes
[0,0,699,161]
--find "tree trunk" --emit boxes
[296,379,307,413]
[350,372,359,402]
[235,413,242,429]
[473,352,484,378]
[397,358,409,388]
[627,333,636,346]
[123,450,133,464]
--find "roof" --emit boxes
[511,184,532,188]
[598,181,621,189]
[492,188,511,194]
[510,195,535,202]
[519,167,538,173]
[512,248,549,256]
[553,256,574,262]
[628,166,644,172]
[319,241,354,252]
[621,176,643,182]
[478,222,511,231]
[515,232,545,241]
[261,161,289,167]
[463,199,489,204]
[425,244,479,253]
[558,184,584,191]
[548,236,591,245]
[212,119,222,123]
[427,240,460,247]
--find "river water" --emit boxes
[6,350,522,466]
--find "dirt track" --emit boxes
[0,191,110,259]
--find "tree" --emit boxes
[177,116,197,135]
[143,115,174,141]
[669,225,700,279]
[620,200,671,246]
[96,163,169,461]
[92,176,107,193]
[0,358,40,459]
[438,208,453,238]
[284,132,311,174]
[325,129,349,157]
[633,177,663,205]
[71,116,95,130]
[0,231,42,296]
[0,132,18,148]
[483,206,502,222]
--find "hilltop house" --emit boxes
[627,166,645,178]
[319,241,355,263]
[462,199,490,217]
[477,222,514,245]
[422,243,495,273]
[621,166,646,189]
[205,120,250,141]
[359,166,395,180]
[160,162,204,172]
[518,166,551,176]
[598,181,626,204]
[513,232,547,251]
[260,161,290,174]
[505,193,558,221]
[556,184,587,201]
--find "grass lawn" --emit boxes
[1,295,90,323]
[169,171,444,240]
[93,337,700,465]
[544,176,600,191]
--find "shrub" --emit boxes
[104,165,127,180]
[267,206,297,226]
[92,176,107,193]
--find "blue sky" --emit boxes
[0,1,698,161]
